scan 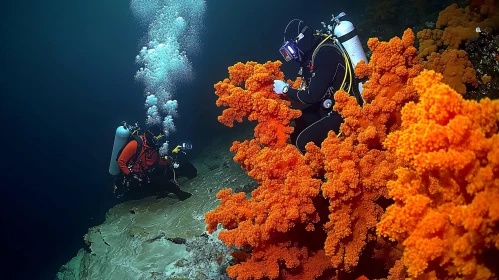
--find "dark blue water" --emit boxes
[0,0,429,278]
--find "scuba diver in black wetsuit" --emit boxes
[273,14,368,154]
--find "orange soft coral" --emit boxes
[378,69,499,279]
[422,49,478,94]
[468,0,498,17]
[318,29,422,272]
[227,245,332,280]
[437,3,499,49]
[287,77,303,90]
[206,141,323,245]
[214,61,301,148]
[416,28,443,57]
[207,61,332,279]
[417,2,499,57]
[352,28,422,143]
[321,131,396,271]
[204,141,331,279]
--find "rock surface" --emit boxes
[57,127,257,280]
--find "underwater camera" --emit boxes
[181,142,193,150]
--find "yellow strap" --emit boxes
[154,134,164,141]
[340,50,353,94]
[311,35,332,59]
[311,35,352,94]
[334,38,353,94]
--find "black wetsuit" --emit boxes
[286,37,362,153]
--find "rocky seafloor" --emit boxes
[57,126,257,280]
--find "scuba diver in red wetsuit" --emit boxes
[112,123,196,201]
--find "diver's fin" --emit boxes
[175,190,192,201]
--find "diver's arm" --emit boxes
[117,141,138,175]
[285,48,339,104]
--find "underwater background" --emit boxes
[1,0,495,279]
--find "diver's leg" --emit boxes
[114,173,143,200]
[154,169,192,201]
[295,111,344,153]
[113,174,126,198]
[166,182,192,201]
[290,104,322,147]
[352,78,365,106]
[177,162,197,179]
[291,115,305,146]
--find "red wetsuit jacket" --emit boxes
[117,137,169,175]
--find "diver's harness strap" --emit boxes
[337,28,358,43]
[122,133,158,186]
[115,131,143,166]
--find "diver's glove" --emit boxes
[126,171,142,183]
[173,162,180,169]
[273,80,290,94]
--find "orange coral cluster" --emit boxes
[468,0,498,16]
[422,49,478,94]
[318,29,421,271]
[416,29,443,57]
[207,61,332,279]
[320,131,395,271]
[378,70,499,279]
[417,2,499,56]
[207,27,499,280]
[214,61,301,148]
[354,29,422,142]
[415,3,483,96]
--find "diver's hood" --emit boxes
[143,133,155,148]
[284,20,318,63]
[144,125,165,148]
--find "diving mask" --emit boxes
[279,41,300,61]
